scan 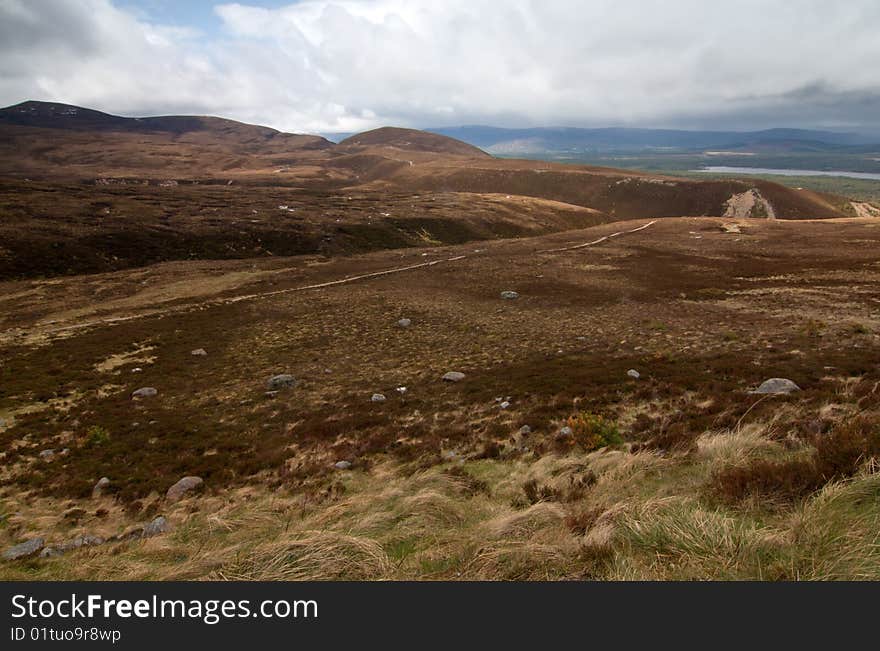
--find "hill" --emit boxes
[0,101,333,178]
[3,216,880,579]
[337,126,490,158]
[0,100,863,281]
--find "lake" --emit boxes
[693,166,880,181]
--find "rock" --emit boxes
[751,378,801,395]
[166,476,203,502]
[519,425,532,436]
[500,401,511,409]
[267,374,297,391]
[627,369,641,379]
[3,537,44,561]
[142,516,170,537]
[397,318,412,328]
[131,387,157,399]
[38,449,55,460]
[396,386,407,394]
[371,393,386,402]
[191,348,207,356]
[500,291,519,300]
[442,371,466,383]
[334,460,352,470]
[131,367,143,373]
[265,391,279,398]
[92,477,111,499]
[558,426,573,438]
[43,534,106,557]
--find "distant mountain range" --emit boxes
[324,125,877,156]
[426,126,877,156]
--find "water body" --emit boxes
[693,166,880,181]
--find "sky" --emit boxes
[1,0,880,135]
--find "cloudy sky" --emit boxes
[2,0,879,135]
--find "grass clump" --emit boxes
[712,416,880,503]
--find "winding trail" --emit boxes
[537,220,656,253]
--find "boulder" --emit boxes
[92,477,111,499]
[191,348,207,356]
[166,476,203,502]
[131,387,157,399]
[371,393,387,402]
[397,318,412,328]
[442,371,466,383]
[267,374,297,391]
[334,460,352,470]
[751,378,801,395]
[500,291,519,300]
[627,369,641,379]
[39,449,55,460]
[142,516,170,537]
[3,537,44,561]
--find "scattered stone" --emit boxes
[371,393,386,402]
[397,318,412,328]
[131,387,157,399]
[92,477,111,499]
[442,371,466,383]
[500,291,519,300]
[166,476,203,502]
[519,425,532,436]
[751,378,801,395]
[334,460,352,470]
[38,449,55,460]
[41,534,106,558]
[627,369,641,379]
[500,401,511,409]
[396,386,407,394]
[3,537,44,561]
[191,348,207,356]
[116,516,171,542]
[142,516,170,537]
[267,374,297,391]
[558,426,573,438]
[131,367,143,373]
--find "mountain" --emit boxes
[427,125,874,155]
[0,100,333,178]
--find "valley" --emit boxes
[2,102,880,580]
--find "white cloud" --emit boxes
[1,0,880,133]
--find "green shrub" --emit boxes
[565,412,623,451]
[85,425,111,447]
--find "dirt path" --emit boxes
[537,220,656,253]
[10,219,657,341]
